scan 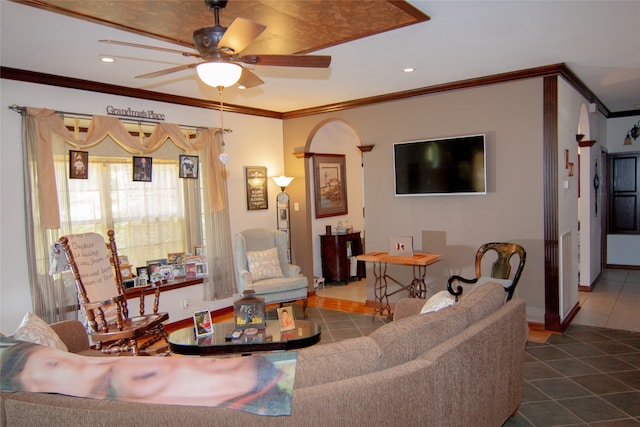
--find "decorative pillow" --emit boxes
[465,276,513,297]
[246,247,284,281]
[13,312,68,351]
[420,290,456,314]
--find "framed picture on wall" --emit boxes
[69,150,89,179]
[245,166,268,210]
[132,156,152,182]
[179,155,199,179]
[313,154,348,218]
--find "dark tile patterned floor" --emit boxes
[504,324,640,426]
[286,306,640,426]
[283,305,389,344]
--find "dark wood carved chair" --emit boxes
[447,242,526,302]
[59,230,169,355]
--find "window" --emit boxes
[58,155,188,267]
[22,110,236,324]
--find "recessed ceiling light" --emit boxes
[237,85,246,90]
[403,67,415,73]
[100,57,115,63]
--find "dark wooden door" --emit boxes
[608,153,640,234]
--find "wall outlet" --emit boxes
[182,298,189,309]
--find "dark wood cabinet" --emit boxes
[320,231,364,283]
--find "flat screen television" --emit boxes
[394,134,486,196]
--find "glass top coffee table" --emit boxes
[168,319,321,356]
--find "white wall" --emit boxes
[0,79,284,333]
[557,79,587,319]
[283,79,548,323]
[604,115,640,266]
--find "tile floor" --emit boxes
[573,269,640,333]
[322,268,640,426]
[505,324,640,426]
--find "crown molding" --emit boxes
[4,64,634,120]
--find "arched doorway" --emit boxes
[304,119,365,282]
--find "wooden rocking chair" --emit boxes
[59,230,169,355]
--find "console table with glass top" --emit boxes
[168,319,321,356]
[356,251,443,319]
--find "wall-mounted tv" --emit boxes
[394,134,486,196]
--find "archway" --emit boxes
[303,119,365,280]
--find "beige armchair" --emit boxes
[235,228,309,318]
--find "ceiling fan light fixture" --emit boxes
[196,61,242,88]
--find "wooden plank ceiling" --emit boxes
[15,0,430,55]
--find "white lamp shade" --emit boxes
[196,62,243,88]
[272,176,294,188]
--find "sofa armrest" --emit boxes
[283,263,301,277]
[239,269,254,291]
[393,298,427,321]
[49,320,91,354]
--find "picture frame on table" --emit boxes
[193,310,213,337]
[159,265,174,281]
[195,262,208,277]
[277,306,296,332]
[147,262,163,283]
[136,267,148,279]
[186,263,197,278]
[69,150,89,179]
[132,156,152,182]
[313,154,348,218]
[388,236,414,257]
[171,264,186,279]
[119,264,134,280]
[167,252,185,264]
[179,155,199,179]
[194,245,206,257]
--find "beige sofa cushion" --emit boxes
[453,281,507,324]
[13,313,68,352]
[246,247,284,280]
[370,306,468,370]
[294,336,382,388]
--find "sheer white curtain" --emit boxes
[21,108,236,323]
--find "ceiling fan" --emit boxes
[100,0,331,89]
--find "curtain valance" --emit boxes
[26,107,226,229]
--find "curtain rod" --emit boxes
[8,104,231,134]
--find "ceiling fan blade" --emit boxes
[238,54,331,68]
[99,39,200,58]
[135,63,197,79]
[237,67,264,89]
[217,17,266,54]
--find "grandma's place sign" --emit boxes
[106,105,165,121]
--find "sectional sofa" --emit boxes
[0,282,527,426]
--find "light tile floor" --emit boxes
[315,279,366,303]
[573,269,640,333]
